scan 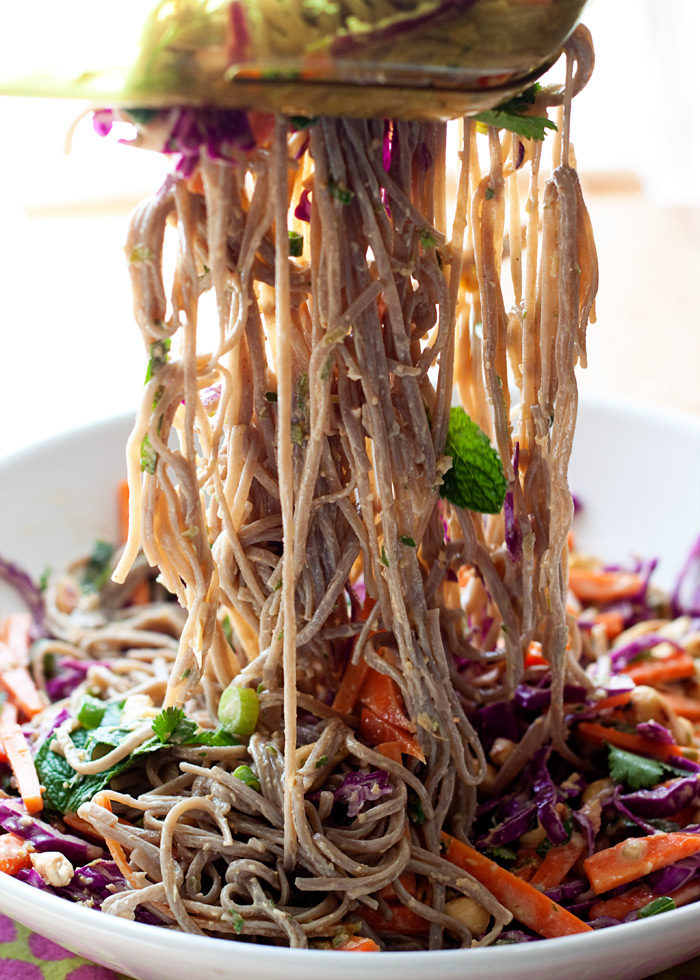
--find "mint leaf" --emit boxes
[140,434,158,474]
[144,337,171,383]
[474,84,557,141]
[607,744,665,790]
[440,407,507,514]
[80,540,115,593]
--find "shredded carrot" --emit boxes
[524,641,548,669]
[377,873,417,902]
[359,668,413,731]
[0,700,17,729]
[583,832,700,895]
[568,568,645,605]
[361,903,429,936]
[335,936,381,952]
[589,883,655,920]
[0,832,33,876]
[576,721,688,763]
[623,650,697,686]
[442,833,593,938]
[594,610,626,640]
[117,479,130,544]
[593,691,632,713]
[661,692,700,723]
[374,741,403,764]
[529,832,586,890]
[332,658,370,715]
[359,709,425,763]
[0,614,32,665]
[0,723,43,813]
[0,666,45,720]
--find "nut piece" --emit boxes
[30,850,74,887]
[444,896,490,938]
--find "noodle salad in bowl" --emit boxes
[0,11,700,966]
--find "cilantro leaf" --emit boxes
[607,744,665,790]
[474,84,557,141]
[144,337,171,383]
[152,706,197,744]
[439,407,507,514]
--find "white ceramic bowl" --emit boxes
[0,398,699,980]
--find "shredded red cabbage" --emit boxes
[0,555,46,637]
[333,770,392,817]
[0,798,104,864]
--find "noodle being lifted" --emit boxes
[12,21,699,951]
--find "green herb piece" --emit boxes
[152,706,198,744]
[80,540,115,593]
[38,567,51,592]
[473,84,557,141]
[399,535,416,548]
[607,744,665,790]
[407,790,426,826]
[76,694,107,730]
[126,107,161,125]
[144,337,171,383]
[315,755,328,769]
[290,115,318,131]
[290,422,304,445]
[140,434,158,474]
[484,845,518,866]
[265,391,278,403]
[233,764,261,792]
[218,684,259,737]
[222,614,234,647]
[328,178,354,205]
[228,909,245,934]
[288,230,304,257]
[637,896,676,918]
[129,244,155,265]
[439,407,507,514]
[380,545,390,568]
[485,187,495,200]
[418,228,437,249]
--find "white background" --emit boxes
[0,0,699,459]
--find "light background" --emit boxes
[0,0,699,459]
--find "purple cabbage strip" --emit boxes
[531,748,569,846]
[635,720,675,744]
[333,770,392,817]
[294,187,312,222]
[648,854,700,896]
[572,809,596,855]
[45,660,92,701]
[544,878,589,905]
[504,444,522,562]
[0,798,104,864]
[619,775,700,819]
[0,555,46,638]
[609,634,683,673]
[671,532,700,617]
[496,929,538,944]
[477,801,537,848]
[610,787,661,835]
[513,683,588,713]
[15,867,50,891]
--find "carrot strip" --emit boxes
[594,610,625,640]
[589,884,655,920]
[576,721,687,763]
[0,724,43,813]
[129,580,151,606]
[335,936,381,952]
[332,659,370,715]
[529,833,586,890]
[0,700,17,729]
[593,691,632,713]
[359,668,413,731]
[442,833,593,938]
[0,666,45,720]
[0,832,33,876]
[623,651,697,686]
[117,479,130,545]
[374,741,403,764]
[361,904,429,936]
[0,614,32,665]
[661,692,700,723]
[569,568,645,604]
[583,832,700,895]
[524,642,548,669]
[359,709,425,763]
[377,873,417,901]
